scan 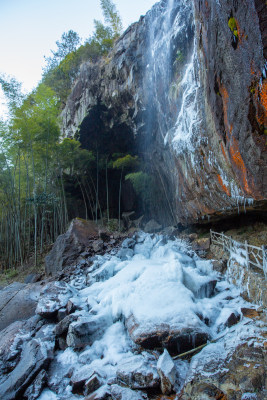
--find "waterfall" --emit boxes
[145,0,201,155]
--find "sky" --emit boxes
[0,0,156,116]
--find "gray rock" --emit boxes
[144,220,162,233]
[0,282,42,331]
[24,369,47,400]
[110,384,148,400]
[67,314,108,348]
[36,281,76,318]
[24,274,42,284]
[122,211,136,229]
[0,338,54,400]
[55,314,78,337]
[45,218,99,276]
[157,349,176,395]
[92,239,104,253]
[116,353,159,389]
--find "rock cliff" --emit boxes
[61,0,267,225]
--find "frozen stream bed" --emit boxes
[0,232,266,400]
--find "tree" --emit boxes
[100,0,123,38]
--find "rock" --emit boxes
[126,315,210,356]
[224,312,241,328]
[36,281,75,318]
[132,216,144,229]
[144,220,162,233]
[92,239,104,253]
[84,373,103,396]
[116,353,160,389]
[67,315,108,348]
[85,385,111,400]
[122,211,136,229]
[0,338,54,400]
[24,274,42,284]
[241,308,261,319]
[57,308,68,321]
[45,218,99,276]
[55,314,78,337]
[192,238,210,252]
[181,341,266,400]
[182,269,217,299]
[161,226,180,237]
[157,349,177,395]
[110,384,148,400]
[211,259,228,275]
[0,282,42,331]
[24,369,47,400]
[121,237,136,249]
[71,365,97,393]
[116,248,134,261]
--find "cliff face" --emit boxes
[61,0,267,225]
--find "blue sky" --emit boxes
[0,0,156,115]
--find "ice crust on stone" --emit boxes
[35,232,263,399]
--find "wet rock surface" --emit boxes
[0,282,42,331]
[61,0,267,226]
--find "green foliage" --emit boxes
[0,74,24,114]
[176,50,184,63]
[57,138,94,175]
[228,17,238,38]
[100,0,123,38]
[113,155,139,170]
[125,171,152,205]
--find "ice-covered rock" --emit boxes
[71,365,99,393]
[36,281,76,318]
[157,349,177,394]
[126,314,210,355]
[24,370,47,400]
[84,373,103,396]
[116,353,160,389]
[110,384,148,400]
[67,314,109,348]
[55,314,78,337]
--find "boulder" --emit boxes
[116,353,160,389]
[85,385,111,400]
[84,373,103,396]
[36,281,76,319]
[24,274,42,284]
[23,369,47,400]
[122,211,136,229]
[192,238,210,252]
[241,308,261,319]
[157,349,177,395]
[144,220,162,233]
[67,315,107,348]
[110,384,148,400]
[126,315,210,356]
[0,338,54,400]
[55,314,78,337]
[71,365,97,393]
[0,282,42,331]
[45,218,99,276]
[181,341,266,400]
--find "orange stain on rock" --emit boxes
[217,174,231,196]
[229,137,253,196]
[258,80,267,126]
[220,142,227,160]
